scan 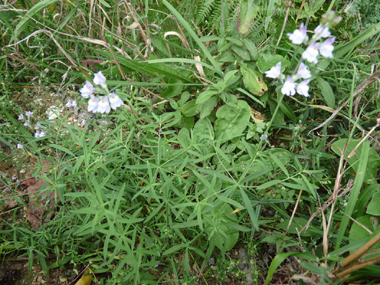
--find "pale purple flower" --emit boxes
[35,122,42,129]
[314,24,331,40]
[12,175,18,181]
[26,111,33,117]
[17,143,23,149]
[97,97,111,114]
[108,92,124,110]
[302,42,319,64]
[88,95,99,113]
[287,23,308,45]
[81,119,87,125]
[260,134,268,141]
[296,80,311,97]
[80,81,95,98]
[319,37,335,58]
[18,114,24,120]
[296,62,311,79]
[81,113,87,118]
[66,99,77,108]
[100,120,108,125]
[93,71,107,88]
[265,62,282,79]
[24,121,30,127]
[281,76,296,96]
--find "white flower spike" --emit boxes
[302,42,319,64]
[296,80,311,97]
[287,23,308,45]
[265,62,282,79]
[281,76,296,96]
[319,37,335,58]
[108,92,124,110]
[97,96,111,114]
[80,81,95,98]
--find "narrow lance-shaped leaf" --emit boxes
[237,0,259,35]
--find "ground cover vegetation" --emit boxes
[1,0,380,284]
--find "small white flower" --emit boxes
[39,130,46,137]
[81,119,87,125]
[18,114,24,120]
[296,62,311,79]
[287,23,308,45]
[72,99,77,107]
[108,92,124,110]
[17,143,23,149]
[93,71,107,88]
[265,62,282,79]
[35,122,42,129]
[319,37,335,58]
[314,24,331,40]
[302,42,319,64]
[25,111,33,117]
[281,76,296,96]
[97,97,111,114]
[66,99,73,108]
[88,95,99,113]
[80,81,95,98]
[296,80,311,97]
[24,121,30,127]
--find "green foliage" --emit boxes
[1,0,380,284]
[347,0,380,35]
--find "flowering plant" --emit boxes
[78,71,124,114]
[265,12,341,98]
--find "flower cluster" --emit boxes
[18,112,47,138]
[79,71,124,114]
[265,12,341,97]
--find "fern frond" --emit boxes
[196,0,216,25]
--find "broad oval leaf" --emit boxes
[214,100,251,142]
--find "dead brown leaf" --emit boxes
[26,179,59,230]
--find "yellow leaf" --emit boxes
[75,268,94,285]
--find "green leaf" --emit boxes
[196,89,219,105]
[243,39,258,60]
[214,100,251,142]
[13,0,59,42]
[236,0,259,35]
[180,99,200,117]
[199,96,218,119]
[336,140,370,248]
[315,77,335,108]
[231,46,250,61]
[257,54,290,74]
[349,215,380,254]
[331,139,380,184]
[241,64,268,96]
[367,192,380,216]
[264,252,319,285]
[160,78,183,99]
